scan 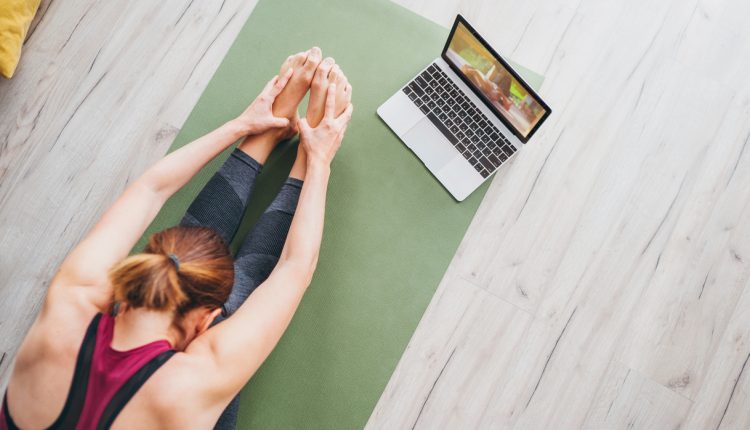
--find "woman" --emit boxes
[1,47,353,429]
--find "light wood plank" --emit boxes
[682,276,750,429]
[583,362,692,429]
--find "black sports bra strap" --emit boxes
[96,349,176,430]
[3,393,20,430]
[2,314,101,430]
[48,313,103,430]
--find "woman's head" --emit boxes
[109,226,234,347]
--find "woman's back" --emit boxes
[3,304,224,430]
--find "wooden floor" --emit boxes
[2,0,750,428]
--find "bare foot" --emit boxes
[289,60,352,180]
[238,47,322,163]
[306,59,352,127]
[273,47,323,120]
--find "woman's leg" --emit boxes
[181,48,323,244]
[218,56,352,318]
[180,148,262,244]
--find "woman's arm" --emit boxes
[49,71,294,310]
[189,86,354,398]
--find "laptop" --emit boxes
[378,15,551,201]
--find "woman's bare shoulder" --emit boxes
[16,280,101,367]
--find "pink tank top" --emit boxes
[2,313,174,430]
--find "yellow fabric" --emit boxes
[0,0,41,78]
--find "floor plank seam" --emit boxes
[715,352,750,430]
[410,347,457,430]
[456,272,536,318]
[524,306,577,410]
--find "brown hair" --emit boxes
[109,226,234,314]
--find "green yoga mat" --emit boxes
[138,0,543,428]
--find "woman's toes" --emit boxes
[303,47,323,76]
[328,64,341,81]
[280,52,306,75]
[313,58,335,87]
[291,52,307,67]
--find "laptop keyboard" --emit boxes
[402,63,516,178]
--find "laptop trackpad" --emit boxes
[404,118,457,170]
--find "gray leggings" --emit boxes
[180,148,302,429]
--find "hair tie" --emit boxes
[168,253,180,271]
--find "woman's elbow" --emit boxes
[281,255,318,286]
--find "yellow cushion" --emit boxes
[0,0,41,78]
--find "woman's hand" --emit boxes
[234,68,295,135]
[297,84,353,166]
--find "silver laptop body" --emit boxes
[377,15,551,201]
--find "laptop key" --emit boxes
[488,154,500,167]
[426,112,458,145]
[478,157,494,171]
[419,104,430,114]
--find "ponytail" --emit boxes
[110,253,187,311]
[109,226,234,313]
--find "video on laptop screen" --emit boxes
[445,21,547,138]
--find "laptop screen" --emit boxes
[442,17,550,141]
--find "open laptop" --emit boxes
[378,15,551,201]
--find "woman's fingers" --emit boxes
[264,68,294,99]
[335,103,354,127]
[297,117,311,133]
[261,75,279,97]
[324,84,337,119]
[267,117,290,129]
